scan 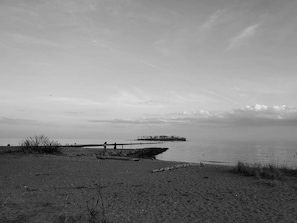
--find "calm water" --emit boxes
[1,137,297,167]
[157,140,297,167]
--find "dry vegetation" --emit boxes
[233,161,297,180]
[19,135,62,154]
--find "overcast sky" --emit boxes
[1,0,297,142]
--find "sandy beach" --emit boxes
[0,148,297,223]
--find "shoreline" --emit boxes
[1,149,297,222]
[1,146,296,168]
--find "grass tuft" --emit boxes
[233,161,297,180]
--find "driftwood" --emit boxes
[152,163,202,173]
[96,155,140,161]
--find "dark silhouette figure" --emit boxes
[114,142,117,150]
[103,142,107,151]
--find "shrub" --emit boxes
[19,135,61,154]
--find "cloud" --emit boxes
[201,89,241,106]
[89,118,169,125]
[174,104,297,126]
[231,104,297,121]
[91,105,297,127]
[138,59,166,72]
[50,97,104,106]
[47,91,156,113]
[201,10,225,31]
[110,91,155,106]
[4,32,61,49]
[0,117,38,125]
[92,40,167,73]
[227,24,260,50]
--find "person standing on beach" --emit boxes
[103,142,107,151]
[114,142,117,150]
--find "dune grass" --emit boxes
[233,161,297,180]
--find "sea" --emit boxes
[1,137,297,168]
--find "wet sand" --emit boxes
[0,148,297,222]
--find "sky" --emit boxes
[1,0,297,143]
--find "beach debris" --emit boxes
[96,155,140,161]
[152,163,201,173]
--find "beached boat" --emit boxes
[96,147,168,160]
